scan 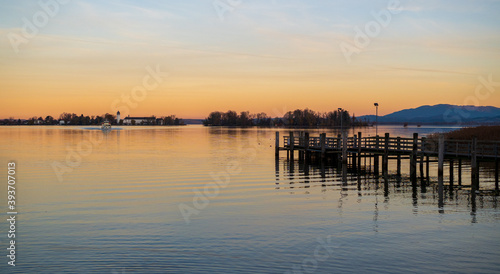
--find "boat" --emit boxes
[101,121,111,131]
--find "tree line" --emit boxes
[0,113,112,125]
[0,112,184,126]
[122,115,184,126]
[203,109,368,127]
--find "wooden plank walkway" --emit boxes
[279,132,499,159]
[275,131,500,194]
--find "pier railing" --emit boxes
[282,133,500,159]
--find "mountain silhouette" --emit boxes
[358,104,500,124]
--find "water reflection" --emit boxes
[1,126,499,273]
[275,159,499,222]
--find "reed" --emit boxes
[429,126,500,141]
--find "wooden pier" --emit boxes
[275,131,500,193]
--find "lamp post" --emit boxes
[338,108,343,132]
[374,103,379,136]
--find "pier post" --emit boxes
[342,163,348,185]
[358,132,362,149]
[320,133,326,159]
[289,131,295,161]
[342,132,348,165]
[495,144,498,194]
[420,137,425,180]
[449,160,454,190]
[426,155,430,182]
[383,133,389,176]
[471,137,478,191]
[418,155,424,189]
[275,157,279,180]
[358,132,362,170]
[352,135,357,169]
[286,136,289,160]
[374,135,380,176]
[304,132,310,162]
[337,134,342,163]
[495,158,499,194]
[495,157,499,195]
[300,132,305,161]
[396,137,401,177]
[410,133,418,183]
[298,132,303,161]
[419,155,424,180]
[438,134,444,205]
[275,132,279,158]
[458,159,462,185]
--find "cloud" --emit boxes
[382,66,476,76]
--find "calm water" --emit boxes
[0,125,499,273]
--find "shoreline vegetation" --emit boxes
[203,108,368,128]
[0,112,185,126]
[430,126,500,141]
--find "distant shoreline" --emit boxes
[0,123,488,127]
[0,124,189,126]
[1,123,498,128]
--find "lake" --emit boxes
[0,125,499,273]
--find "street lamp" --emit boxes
[374,103,379,136]
[338,108,343,132]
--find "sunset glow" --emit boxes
[1,0,499,119]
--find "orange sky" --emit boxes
[1,1,499,119]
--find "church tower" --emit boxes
[116,111,121,124]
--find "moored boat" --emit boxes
[101,121,111,130]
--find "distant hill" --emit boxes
[358,104,500,125]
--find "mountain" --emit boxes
[358,104,500,124]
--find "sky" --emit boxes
[1,0,500,119]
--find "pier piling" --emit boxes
[438,134,444,203]
[410,133,418,183]
[495,159,499,193]
[374,135,380,176]
[397,137,402,177]
[298,132,304,161]
[337,134,341,163]
[342,132,348,165]
[471,137,478,191]
[320,133,326,159]
[420,155,424,180]
[353,134,358,169]
[383,133,389,177]
[358,132,362,170]
[458,159,462,185]
[495,144,499,193]
[449,160,454,190]
[426,155,430,182]
[275,132,279,157]
[305,132,310,162]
